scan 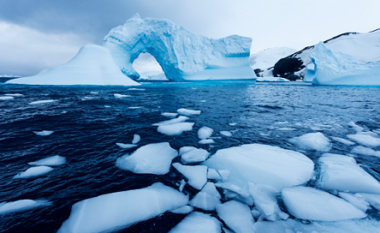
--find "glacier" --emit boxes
[103,13,255,81]
[7,45,139,86]
[305,42,380,85]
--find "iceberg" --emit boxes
[7,45,139,86]
[169,212,221,233]
[172,163,207,190]
[216,201,255,233]
[282,186,366,221]
[28,155,66,166]
[103,14,254,81]
[305,42,380,85]
[116,142,177,175]
[58,183,188,233]
[138,71,168,81]
[33,130,54,136]
[289,132,331,152]
[203,144,314,191]
[0,199,52,215]
[317,153,380,193]
[13,166,54,179]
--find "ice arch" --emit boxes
[103,13,254,81]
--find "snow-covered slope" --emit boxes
[7,45,139,86]
[304,42,380,85]
[103,13,255,81]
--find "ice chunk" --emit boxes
[304,42,380,86]
[128,88,145,91]
[4,93,23,97]
[339,193,370,212]
[289,132,331,152]
[90,92,98,94]
[216,201,255,233]
[179,146,197,156]
[103,14,254,82]
[116,143,137,149]
[358,193,380,211]
[177,108,201,116]
[28,155,66,166]
[317,153,380,193]
[351,146,380,157]
[229,123,237,126]
[14,166,54,179]
[198,139,215,144]
[58,182,188,233]
[33,130,54,136]
[172,163,207,190]
[349,121,364,132]
[170,205,193,214]
[215,183,253,206]
[153,116,189,126]
[132,134,140,144]
[181,148,210,164]
[331,136,355,145]
[29,100,56,105]
[161,112,178,118]
[8,45,139,86]
[179,179,186,192]
[189,182,221,211]
[207,168,221,180]
[220,131,232,137]
[198,126,213,139]
[347,133,380,147]
[248,183,282,221]
[128,106,142,109]
[0,199,52,215]
[0,96,14,100]
[203,144,314,191]
[116,142,177,175]
[169,212,221,233]
[157,122,194,136]
[282,186,366,221]
[114,94,130,98]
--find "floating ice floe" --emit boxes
[347,133,380,147]
[203,144,314,191]
[0,96,14,100]
[128,106,142,109]
[207,168,222,180]
[128,88,145,91]
[289,132,331,152]
[4,93,24,97]
[229,123,237,126]
[153,116,189,126]
[216,200,255,233]
[116,143,137,149]
[33,130,54,136]
[351,146,380,157]
[58,182,188,233]
[282,186,366,221]
[0,199,52,215]
[172,163,207,190]
[331,136,355,145]
[198,126,213,139]
[169,212,221,233]
[157,122,194,136]
[29,100,56,105]
[339,193,370,212]
[189,182,221,211]
[198,139,215,144]
[248,183,283,221]
[220,131,232,137]
[29,155,66,166]
[161,112,178,118]
[114,94,130,98]
[170,205,193,214]
[358,193,380,210]
[132,134,140,144]
[179,146,196,156]
[14,166,54,179]
[215,182,253,206]
[317,153,380,193]
[177,108,201,116]
[90,92,98,94]
[181,148,210,164]
[116,142,177,175]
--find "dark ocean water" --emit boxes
[0,81,380,232]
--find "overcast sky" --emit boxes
[1,0,380,76]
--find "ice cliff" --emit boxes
[7,45,139,86]
[103,13,255,81]
[305,42,380,85]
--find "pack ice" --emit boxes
[103,13,254,81]
[289,132,331,152]
[58,183,188,233]
[304,42,380,85]
[203,144,314,191]
[7,45,139,86]
[169,212,221,233]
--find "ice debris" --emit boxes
[132,134,140,144]
[347,133,380,147]
[198,139,215,144]
[33,130,54,136]
[114,94,130,98]
[14,166,54,179]
[0,96,14,100]
[289,132,331,152]
[189,182,221,211]
[216,200,255,233]
[181,148,210,164]
[198,126,213,139]
[29,155,66,166]
[161,112,178,118]
[29,100,56,105]
[177,108,201,116]
[153,116,189,126]
[0,199,52,215]
[339,193,370,212]
[169,212,221,233]
[116,143,137,149]
[157,122,194,136]
[351,146,380,157]
[172,163,207,190]
[331,136,355,145]
[220,131,232,137]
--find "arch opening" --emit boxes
[132,53,167,81]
